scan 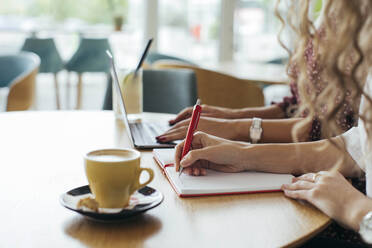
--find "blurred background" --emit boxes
[0,0,322,111]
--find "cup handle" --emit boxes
[135,168,154,190]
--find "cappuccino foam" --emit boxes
[87,150,138,162]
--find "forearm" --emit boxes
[232,105,285,119]
[233,118,309,143]
[239,136,363,177]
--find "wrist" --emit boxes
[345,195,372,231]
[231,119,251,141]
[271,104,286,118]
[239,144,261,171]
[229,108,244,119]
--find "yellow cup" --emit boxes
[84,148,154,208]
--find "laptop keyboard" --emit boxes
[130,122,169,145]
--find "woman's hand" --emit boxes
[282,170,368,230]
[157,117,240,142]
[169,104,239,125]
[174,131,248,176]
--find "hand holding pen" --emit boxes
[178,99,202,176]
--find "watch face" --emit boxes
[365,212,372,228]
[250,129,261,140]
[360,212,372,244]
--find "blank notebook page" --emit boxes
[165,167,293,195]
[153,148,293,196]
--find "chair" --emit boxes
[267,57,289,65]
[102,69,197,114]
[143,69,197,114]
[146,52,197,66]
[153,63,265,108]
[0,52,40,111]
[21,37,64,109]
[65,37,112,109]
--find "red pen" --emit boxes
[179,99,202,176]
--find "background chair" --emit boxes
[143,69,197,114]
[266,56,288,65]
[65,37,112,109]
[146,52,197,66]
[0,52,40,111]
[21,37,64,109]
[153,63,265,108]
[103,69,197,114]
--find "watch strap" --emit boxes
[250,117,262,144]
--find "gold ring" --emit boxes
[312,173,320,182]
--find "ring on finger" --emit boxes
[312,173,320,183]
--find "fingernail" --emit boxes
[180,157,187,166]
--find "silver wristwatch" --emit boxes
[250,117,262,144]
[360,211,372,244]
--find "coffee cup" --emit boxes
[84,148,154,208]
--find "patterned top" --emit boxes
[276,34,358,141]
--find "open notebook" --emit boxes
[153,148,293,197]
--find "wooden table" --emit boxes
[0,111,330,248]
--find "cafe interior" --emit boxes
[3,0,363,248]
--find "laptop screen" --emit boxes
[107,51,135,148]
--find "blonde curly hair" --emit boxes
[275,0,372,168]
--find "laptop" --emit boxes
[108,53,176,149]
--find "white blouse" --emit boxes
[342,73,372,197]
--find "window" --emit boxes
[0,0,144,67]
[111,0,144,68]
[234,0,287,63]
[158,0,220,63]
[0,0,296,65]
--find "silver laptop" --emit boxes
[108,53,176,149]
